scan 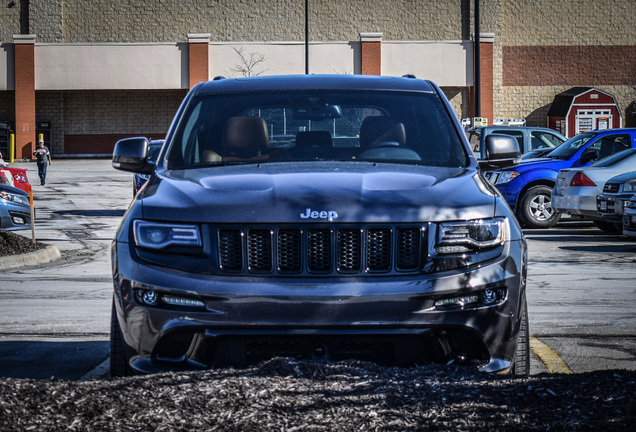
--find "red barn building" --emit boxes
[548,87,622,138]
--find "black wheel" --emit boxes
[593,220,622,233]
[110,299,131,377]
[518,185,560,228]
[512,297,530,375]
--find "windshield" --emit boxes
[166,90,468,169]
[546,132,597,159]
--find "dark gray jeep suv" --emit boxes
[111,74,528,376]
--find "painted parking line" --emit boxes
[530,336,572,374]
[80,357,110,380]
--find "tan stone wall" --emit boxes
[31,0,472,44]
[500,85,636,128]
[502,0,636,46]
[499,0,636,125]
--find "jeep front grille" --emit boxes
[217,225,425,275]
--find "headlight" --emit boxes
[133,220,201,250]
[494,171,519,184]
[437,218,506,254]
[0,191,30,206]
[623,180,636,192]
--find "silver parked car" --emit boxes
[552,148,636,232]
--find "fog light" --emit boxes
[142,290,158,305]
[11,216,26,225]
[481,289,498,304]
[161,295,205,308]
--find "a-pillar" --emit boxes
[13,34,36,160]
[188,33,210,89]
[360,32,382,75]
[471,33,494,125]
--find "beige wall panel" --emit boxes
[382,42,473,87]
[0,44,14,91]
[35,43,188,90]
[209,42,357,78]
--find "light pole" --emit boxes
[305,0,309,74]
[474,0,481,117]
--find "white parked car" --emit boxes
[552,148,636,232]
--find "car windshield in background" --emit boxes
[166,90,468,169]
[148,142,163,163]
[546,132,597,159]
[592,148,636,167]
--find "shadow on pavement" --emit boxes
[0,340,109,380]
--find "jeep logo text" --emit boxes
[300,208,338,221]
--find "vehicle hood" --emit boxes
[605,170,636,184]
[505,157,570,173]
[139,162,497,224]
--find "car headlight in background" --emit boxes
[436,218,506,254]
[134,220,201,250]
[623,180,636,193]
[493,171,519,184]
[0,191,29,206]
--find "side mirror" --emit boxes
[478,134,521,170]
[112,137,153,174]
[580,148,599,165]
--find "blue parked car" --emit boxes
[132,140,163,196]
[485,128,636,228]
[0,183,32,230]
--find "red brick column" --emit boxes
[360,33,382,76]
[13,35,36,160]
[471,33,494,125]
[188,34,210,89]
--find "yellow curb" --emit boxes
[530,336,572,374]
[0,245,61,271]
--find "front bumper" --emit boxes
[597,194,631,222]
[0,207,31,230]
[623,209,636,237]
[112,239,527,374]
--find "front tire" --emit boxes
[110,299,131,377]
[512,297,530,375]
[518,185,560,228]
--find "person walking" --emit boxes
[33,138,52,185]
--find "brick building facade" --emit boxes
[0,0,634,158]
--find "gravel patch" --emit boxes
[1,359,634,431]
[0,229,46,256]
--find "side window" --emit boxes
[531,131,564,149]
[492,130,524,150]
[586,134,631,162]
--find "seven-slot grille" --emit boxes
[217,225,425,275]
[604,182,620,193]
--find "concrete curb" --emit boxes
[0,245,62,271]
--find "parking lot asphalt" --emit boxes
[2,159,635,379]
